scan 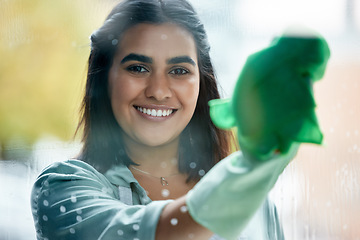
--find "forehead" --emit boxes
[116,23,198,61]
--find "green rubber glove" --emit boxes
[209,28,330,161]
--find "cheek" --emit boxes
[109,80,127,109]
[177,78,200,109]
[109,76,141,107]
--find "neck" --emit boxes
[123,136,180,176]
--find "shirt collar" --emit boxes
[104,164,137,187]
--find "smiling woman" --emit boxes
[29,0,328,239]
[109,23,200,150]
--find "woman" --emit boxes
[31,0,306,239]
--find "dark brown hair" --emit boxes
[77,0,235,181]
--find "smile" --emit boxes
[135,106,175,117]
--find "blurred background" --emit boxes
[0,0,359,239]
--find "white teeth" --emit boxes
[136,107,173,117]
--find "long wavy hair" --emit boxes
[76,0,235,182]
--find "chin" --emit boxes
[135,134,179,148]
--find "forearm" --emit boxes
[157,147,297,240]
[156,196,213,240]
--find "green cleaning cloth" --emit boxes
[209,29,330,161]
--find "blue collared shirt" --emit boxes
[31,158,284,240]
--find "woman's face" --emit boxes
[108,23,200,148]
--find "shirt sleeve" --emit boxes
[31,160,171,240]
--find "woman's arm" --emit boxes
[32,152,290,240]
[163,149,297,240]
[32,151,296,240]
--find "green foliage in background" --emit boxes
[0,0,112,152]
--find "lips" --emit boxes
[134,106,176,117]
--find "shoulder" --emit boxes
[40,159,98,175]
[31,159,118,220]
[36,159,106,182]
[32,159,115,198]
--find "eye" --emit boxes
[126,65,149,73]
[169,67,189,75]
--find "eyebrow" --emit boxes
[120,53,153,64]
[120,53,196,66]
[167,56,196,66]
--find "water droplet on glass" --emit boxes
[202,205,209,211]
[117,229,124,236]
[71,195,77,203]
[188,233,194,239]
[43,200,49,207]
[343,224,348,230]
[60,206,66,213]
[44,190,50,197]
[69,228,76,234]
[112,39,118,46]
[189,162,196,169]
[108,34,114,40]
[180,205,187,213]
[44,180,49,187]
[42,215,48,221]
[76,209,82,215]
[102,187,108,193]
[160,162,167,168]
[76,215,82,222]
[133,224,140,231]
[161,189,170,198]
[134,238,139,240]
[198,169,205,176]
[161,34,168,40]
[171,158,177,165]
[170,218,178,226]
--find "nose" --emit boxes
[145,72,172,101]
